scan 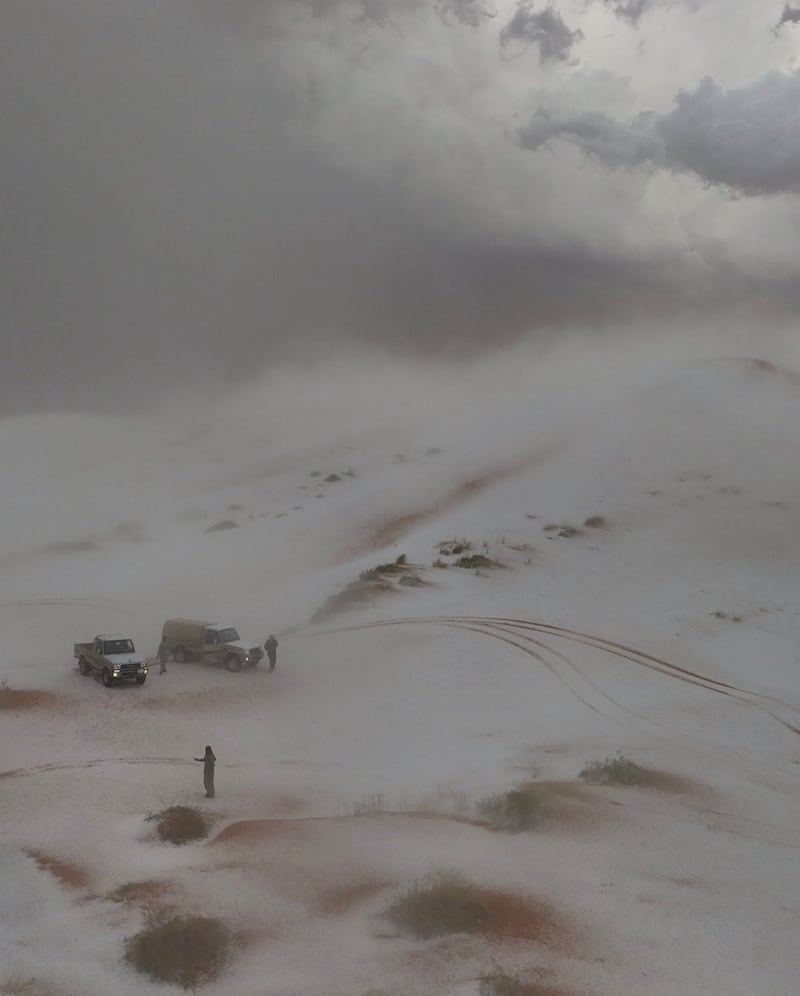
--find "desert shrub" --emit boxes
[398,574,425,587]
[352,793,385,816]
[124,912,230,989]
[583,515,607,529]
[205,519,239,533]
[456,554,497,569]
[156,806,210,845]
[358,558,410,581]
[477,784,544,832]
[579,752,643,786]
[384,872,488,939]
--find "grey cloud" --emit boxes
[499,3,583,63]
[605,0,649,23]
[519,73,800,196]
[436,0,496,28]
[519,109,662,167]
[776,5,800,27]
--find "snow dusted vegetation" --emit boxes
[2,339,800,996]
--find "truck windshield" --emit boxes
[104,639,135,655]
[215,627,239,643]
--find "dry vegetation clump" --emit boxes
[578,754,700,796]
[543,524,583,538]
[438,539,472,556]
[477,781,593,833]
[124,910,231,989]
[583,515,608,529]
[455,553,501,569]
[385,873,488,938]
[477,784,546,832]
[384,873,568,946]
[155,806,210,845]
[205,519,239,533]
[578,752,643,786]
[313,555,426,621]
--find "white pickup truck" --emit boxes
[74,635,149,687]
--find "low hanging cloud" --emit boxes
[518,73,800,196]
[499,2,583,63]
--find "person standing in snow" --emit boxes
[264,634,278,672]
[194,745,216,798]
[157,636,169,674]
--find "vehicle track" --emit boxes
[323,614,800,735]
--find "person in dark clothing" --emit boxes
[264,634,278,672]
[157,637,169,674]
[194,745,216,798]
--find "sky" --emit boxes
[2,0,799,413]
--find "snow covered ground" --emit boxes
[1,339,799,996]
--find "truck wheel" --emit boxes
[174,647,186,663]
[102,668,114,688]
[78,657,90,676]
[135,676,146,685]
[226,654,241,673]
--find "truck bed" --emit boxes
[74,642,93,658]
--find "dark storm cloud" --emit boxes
[519,73,800,195]
[1,1,799,416]
[499,3,583,63]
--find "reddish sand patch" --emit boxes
[478,890,576,950]
[25,849,91,890]
[635,769,704,797]
[317,879,392,916]
[211,818,310,845]
[0,689,65,712]
[350,457,533,556]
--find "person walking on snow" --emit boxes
[157,636,169,674]
[264,634,278,672]
[194,745,216,798]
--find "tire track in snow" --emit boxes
[324,614,800,734]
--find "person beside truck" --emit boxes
[157,636,169,674]
[264,634,278,672]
